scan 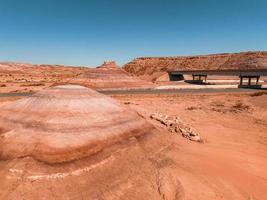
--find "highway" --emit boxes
[1,88,266,98]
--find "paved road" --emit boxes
[0,88,266,98]
[100,88,267,95]
[0,92,34,98]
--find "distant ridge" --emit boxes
[123,51,267,80]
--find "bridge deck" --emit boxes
[169,69,267,76]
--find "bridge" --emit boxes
[168,69,267,88]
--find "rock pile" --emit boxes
[150,113,201,142]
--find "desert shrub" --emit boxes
[186,106,200,110]
[20,83,45,87]
[160,67,168,71]
[0,84,7,87]
[232,102,250,111]
[250,91,267,97]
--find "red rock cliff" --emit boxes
[123,51,267,79]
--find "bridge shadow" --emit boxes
[184,80,214,85]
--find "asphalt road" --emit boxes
[0,92,34,98]
[99,88,267,95]
[0,88,266,98]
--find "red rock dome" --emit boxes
[0,85,152,164]
[0,85,181,200]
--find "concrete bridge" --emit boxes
[168,69,267,88]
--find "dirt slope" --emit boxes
[123,51,267,81]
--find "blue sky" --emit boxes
[0,0,266,67]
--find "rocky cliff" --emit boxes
[123,51,267,80]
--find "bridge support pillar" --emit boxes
[239,75,261,88]
[192,74,207,83]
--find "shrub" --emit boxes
[20,83,45,87]
[250,91,267,97]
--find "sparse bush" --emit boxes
[20,83,45,87]
[250,91,267,97]
[186,106,200,110]
[232,102,250,111]
[0,84,7,87]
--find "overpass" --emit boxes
[168,69,267,88]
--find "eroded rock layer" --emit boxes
[72,61,152,89]
[0,85,152,164]
[0,85,183,200]
[123,51,267,80]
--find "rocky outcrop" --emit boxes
[123,51,267,80]
[96,60,118,69]
[150,113,201,142]
[0,85,152,163]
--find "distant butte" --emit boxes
[71,61,152,89]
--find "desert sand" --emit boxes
[113,91,267,200]
[0,88,266,199]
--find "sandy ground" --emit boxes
[112,91,267,200]
[0,90,267,200]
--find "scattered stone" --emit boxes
[150,113,201,142]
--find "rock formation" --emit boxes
[123,51,267,81]
[0,85,182,199]
[0,61,152,93]
[150,113,201,142]
[71,61,152,89]
[0,85,152,163]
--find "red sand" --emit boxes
[0,90,266,199]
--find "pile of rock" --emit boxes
[150,113,201,142]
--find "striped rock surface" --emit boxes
[0,85,152,164]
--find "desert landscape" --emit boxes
[0,51,267,199]
[1,0,267,199]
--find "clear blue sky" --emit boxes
[0,0,266,67]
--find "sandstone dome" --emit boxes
[0,85,181,200]
[0,85,152,164]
